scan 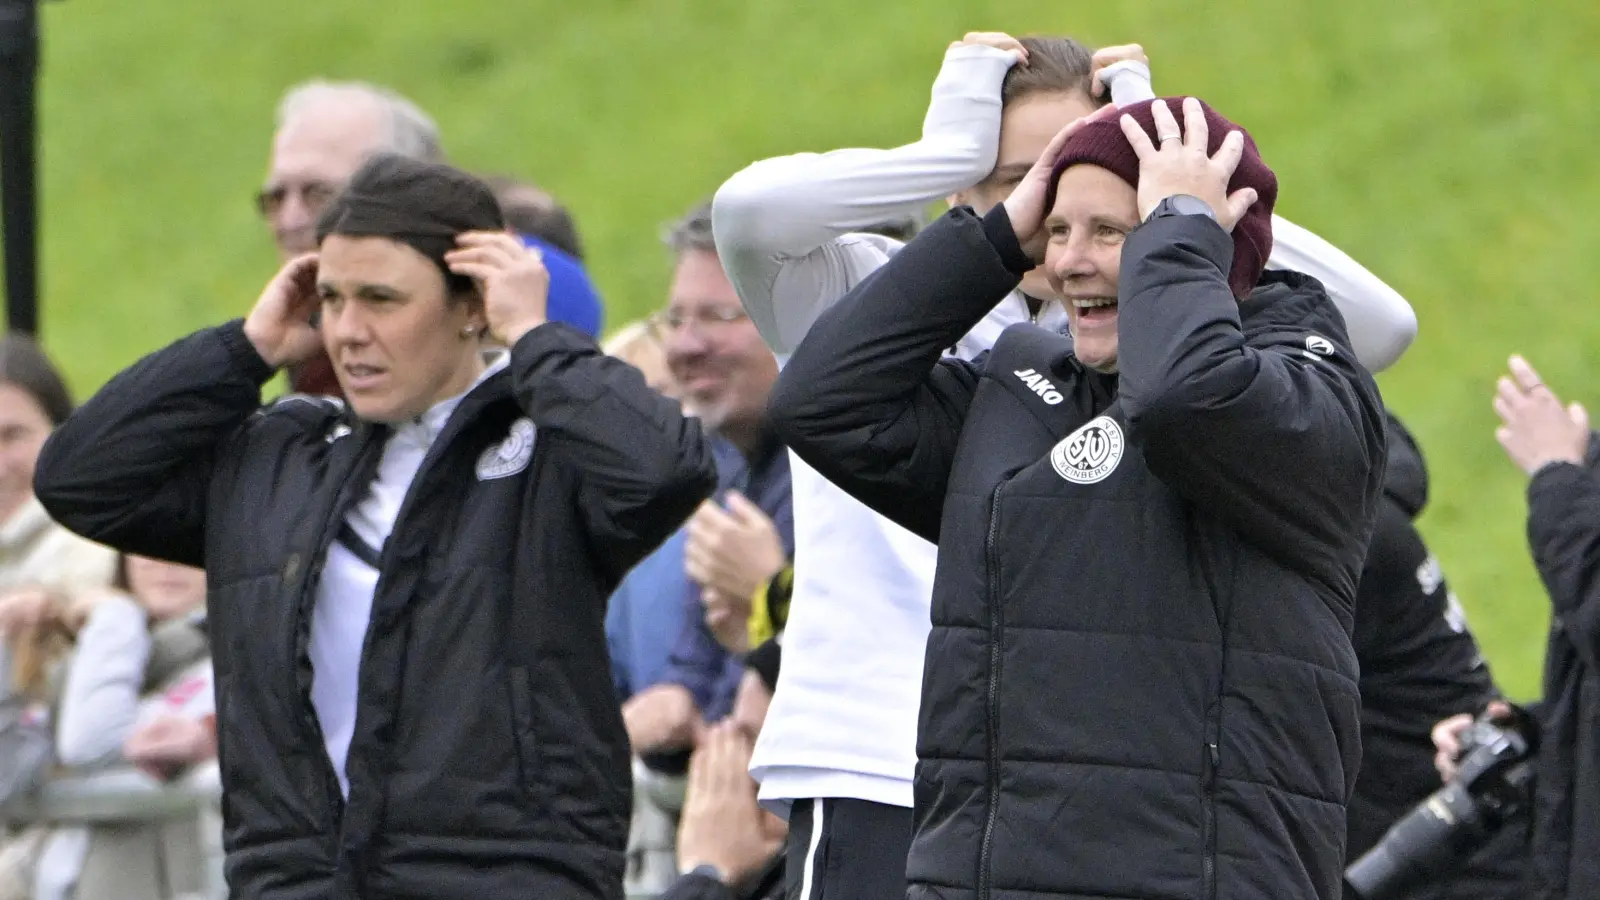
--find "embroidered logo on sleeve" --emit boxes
[1050,416,1124,484]
[1303,334,1335,360]
[477,418,537,480]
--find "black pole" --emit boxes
[0,0,39,337]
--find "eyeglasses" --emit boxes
[255,180,340,219]
[653,307,749,333]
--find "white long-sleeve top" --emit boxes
[713,44,1417,814]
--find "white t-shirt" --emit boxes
[309,352,508,797]
[712,46,1417,813]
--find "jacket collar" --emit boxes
[343,349,514,446]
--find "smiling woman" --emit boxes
[29,154,718,900]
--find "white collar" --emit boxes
[393,350,510,448]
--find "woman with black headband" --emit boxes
[31,153,718,900]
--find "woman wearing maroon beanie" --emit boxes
[767,96,1387,900]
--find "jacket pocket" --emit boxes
[506,665,541,796]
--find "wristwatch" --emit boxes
[1147,194,1218,223]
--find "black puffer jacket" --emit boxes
[770,206,1386,900]
[1523,437,1600,899]
[34,320,716,900]
[1347,414,1528,898]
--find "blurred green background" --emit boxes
[33,0,1596,696]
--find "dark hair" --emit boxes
[317,152,506,296]
[663,200,717,256]
[1001,36,1097,109]
[480,174,586,262]
[0,332,73,426]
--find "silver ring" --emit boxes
[1159,134,1182,144]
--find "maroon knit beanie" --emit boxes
[1044,97,1278,299]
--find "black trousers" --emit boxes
[784,797,913,900]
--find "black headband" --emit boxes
[314,154,506,290]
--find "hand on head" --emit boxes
[244,253,323,369]
[445,231,551,346]
[1000,103,1124,247]
[1118,98,1258,230]
[949,31,1028,64]
[1090,44,1149,99]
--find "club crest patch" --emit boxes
[1050,416,1125,485]
[477,418,537,480]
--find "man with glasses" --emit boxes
[614,201,793,762]
[255,80,443,394]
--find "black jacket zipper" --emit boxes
[1202,721,1220,900]
[977,482,1006,900]
[1194,529,1228,900]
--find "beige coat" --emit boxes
[0,497,117,595]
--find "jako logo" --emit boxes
[1303,334,1334,360]
[1013,368,1064,406]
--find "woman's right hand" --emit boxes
[1090,44,1151,99]
[949,31,1029,65]
[243,253,322,369]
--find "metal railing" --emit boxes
[1,764,226,900]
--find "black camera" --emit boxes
[1343,717,1533,900]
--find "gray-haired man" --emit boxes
[255,80,442,394]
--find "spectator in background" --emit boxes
[1349,412,1528,898]
[257,79,443,395]
[1430,355,1599,900]
[485,174,605,338]
[657,644,788,900]
[0,336,117,598]
[604,318,680,401]
[483,174,587,261]
[620,202,791,763]
[0,332,117,713]
[32,555,211,900]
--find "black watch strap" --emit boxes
[686,863,727,883]
[1149,194,1218,223]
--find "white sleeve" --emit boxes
[1267,215,1418,372]
[712,44,1016,357]
[54,595,150,769]
[1101,61,1157,106]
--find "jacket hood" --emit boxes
[1382,412,1429,518]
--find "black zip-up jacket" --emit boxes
[33,320,717,900]
[1524,437,1600,899]
[1348,413,1529,898]
[768,206,1386,900]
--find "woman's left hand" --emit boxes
[445,231,550,346]
[1120,97,1257,230]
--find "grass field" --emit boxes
[33,0,1600,697]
